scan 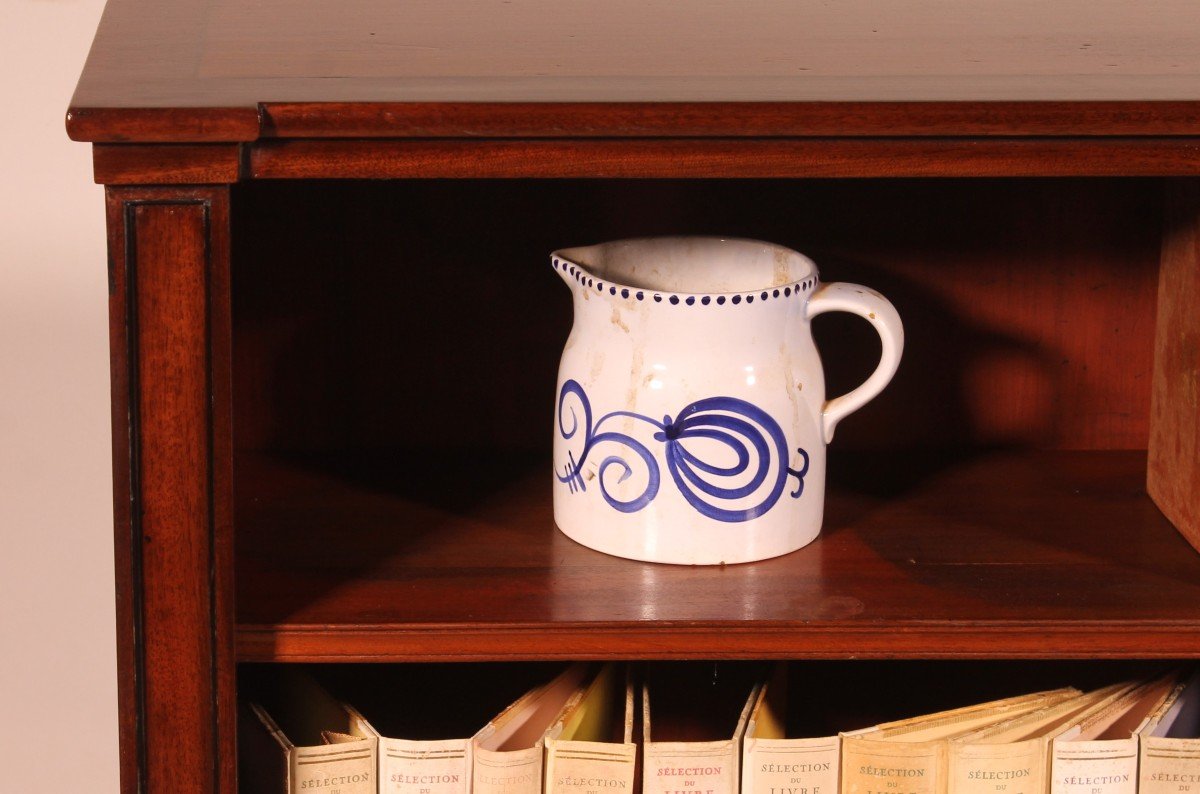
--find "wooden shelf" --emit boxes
[235,449,1200,662]
[75,1,1200,790]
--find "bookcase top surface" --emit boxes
[235,450,1200,662]
[67,0,1200,142]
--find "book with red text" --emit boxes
[642,663,762,794]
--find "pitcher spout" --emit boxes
[552,255,577,289]
[552,248,598,293]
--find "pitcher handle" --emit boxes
[805,282,904,443]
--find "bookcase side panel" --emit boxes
[106,185,236,794]
[1148,179,1200,553]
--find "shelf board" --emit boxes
[235,449,1200,661]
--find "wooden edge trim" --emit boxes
[93,144,244,185]
[236,623,1200,662]
[67,106,261,143]
[259,101,1200,139]
[67,101,1200,143]
[104,188,138,794]
[249,137,1200,179]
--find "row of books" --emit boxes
[238,663,1200,794]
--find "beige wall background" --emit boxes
[0,0,118,789]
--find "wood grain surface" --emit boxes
[1148,181,1200,553]
[106,187,236,794]
[256,101,1200,140]
[93,144,243,184]
[234,449,1200,661]
[67,0,1200,142]
[248,138,1200,180]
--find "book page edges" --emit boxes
[961,685,1133,745]
[945,689,1134,794]
[1145,670,1200,739]
[857,689,1080,744]
[554,664,622,744]
[1067,676,1178,743]
[476,664,591,752]
[473,665,592,794]
[243,693,377,794]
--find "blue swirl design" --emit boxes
[556,379,808,522]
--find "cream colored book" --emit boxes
[473,663,595,794]
[1138,670,1200,794]
[1050,672,1183,794]
[642,663,762,794]
[741,665,839,794]
[238,668,377,794]
[841,687,1080,794]
[544,664,637,794]
[331,664,565,794]
[947,683,1134,794]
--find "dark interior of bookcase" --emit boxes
[231,178,1160,461]
[228,178,1200,661]
[236,660,1181,739]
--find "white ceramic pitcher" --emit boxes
[551,237,903,565]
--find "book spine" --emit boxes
[643,741,739,794]
[473,744,544,794]
[546,739,637,794]
[379,738,471,794]
[1139,737,1200,794]
[841,737,945,794]
[1050,739,1137,794]
[948,739,1047,794]
[742,736,839,794]
[290,739,377,794]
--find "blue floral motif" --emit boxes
[556,379,809,522]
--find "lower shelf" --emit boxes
[234,449,1200,661]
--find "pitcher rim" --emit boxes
[552,236,820,306]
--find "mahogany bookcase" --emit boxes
[68,1,1200,792]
